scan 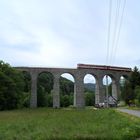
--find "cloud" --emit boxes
[0,0,140,70]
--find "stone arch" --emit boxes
[59,73,75,107]
[37,71,54,107]
[22,71,31,107]
[83,73,97,106]
[102,73,118,107]
[83,73,97,83]
[102,75,112,95]
[119,73,130,84]
[119,74,130,102]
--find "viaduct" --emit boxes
[16,64,132,108]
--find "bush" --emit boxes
[60,95,70,107]
[47,93,53,107]
[85,92,95,106]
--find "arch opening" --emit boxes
[102,75,117,107]
[102,75,112,96]
[37,72,54,107]
[22,71,31,108]
[59,73,75,107]
[83,74,96,106]
[119,75,129,105]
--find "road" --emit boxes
[117,108,140,118]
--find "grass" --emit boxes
[119,106,140,110]
[0,108,140,140]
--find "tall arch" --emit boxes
[83,74,96,106]
[59,73,75,107]
[102,74,118,107]
[22,71,31,107]
[119,75,129,103]
[37,71,54,107]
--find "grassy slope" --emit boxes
[0,108,140,140]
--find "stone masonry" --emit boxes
[16,65,131,108]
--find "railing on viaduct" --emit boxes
[15,64,132,108]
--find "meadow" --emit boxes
[0,108,140,140]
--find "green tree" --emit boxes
[135,86,140,104]
[22,71,31,92]
[121,66,140,105]
[60,95,70,107]
[37,72,54,94]
[46,93,53,107]
[60,77,74,95]
[85,92,95,106]
[37,86,47,107]
[121,81,133,105]
[0,60,25,110]
[37,72,54,107]
[130,67,140,90]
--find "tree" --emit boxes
[37,72,54,107]
[85,91,95,106]
[60,95,70,107]
[60,77,74,95]
[134,86,140,106]
[130,67,140,90]
[37,72,54,94]
[37,86,47,107]
[121,66,140,105]
[121,81,133,105]
[22,71,31,92]
[0,60,25,110]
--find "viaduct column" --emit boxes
[75,75,85,108]
[95,79,100,105]
[74,83,77,107]
[112,79,120,101]
[98,77,106,103]
[30,71,38,108]
[53,75,60,108]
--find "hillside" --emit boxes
[84,83,95,92]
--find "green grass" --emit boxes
[120,106,140,110]
[0,108,140,140]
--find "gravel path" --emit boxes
[117,108,140,118]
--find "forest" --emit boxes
[0,60,140,110]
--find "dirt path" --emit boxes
[117,108,140,118]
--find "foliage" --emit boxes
[37,74,75,107]
[0,108,140,139]
[130,67,140,90]
[37,86,47,107]
[121,81,133,104]
[60,95,71,107]
[59,76,74,95]
[85,91,95,106]
[37,72,54,94]
[22,71,31,92]
[37,72,54,107]
[121,66,140,105]
[0,60,25,110]
[21,92,30,107]
[135,86,140,102]
[84,83,95,92]
[46,93,53,107]
[134,86,140,106]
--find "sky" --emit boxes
[0,0,140,72]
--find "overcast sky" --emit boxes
[0,0,140,70]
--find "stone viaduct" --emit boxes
[16,64,131,108]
